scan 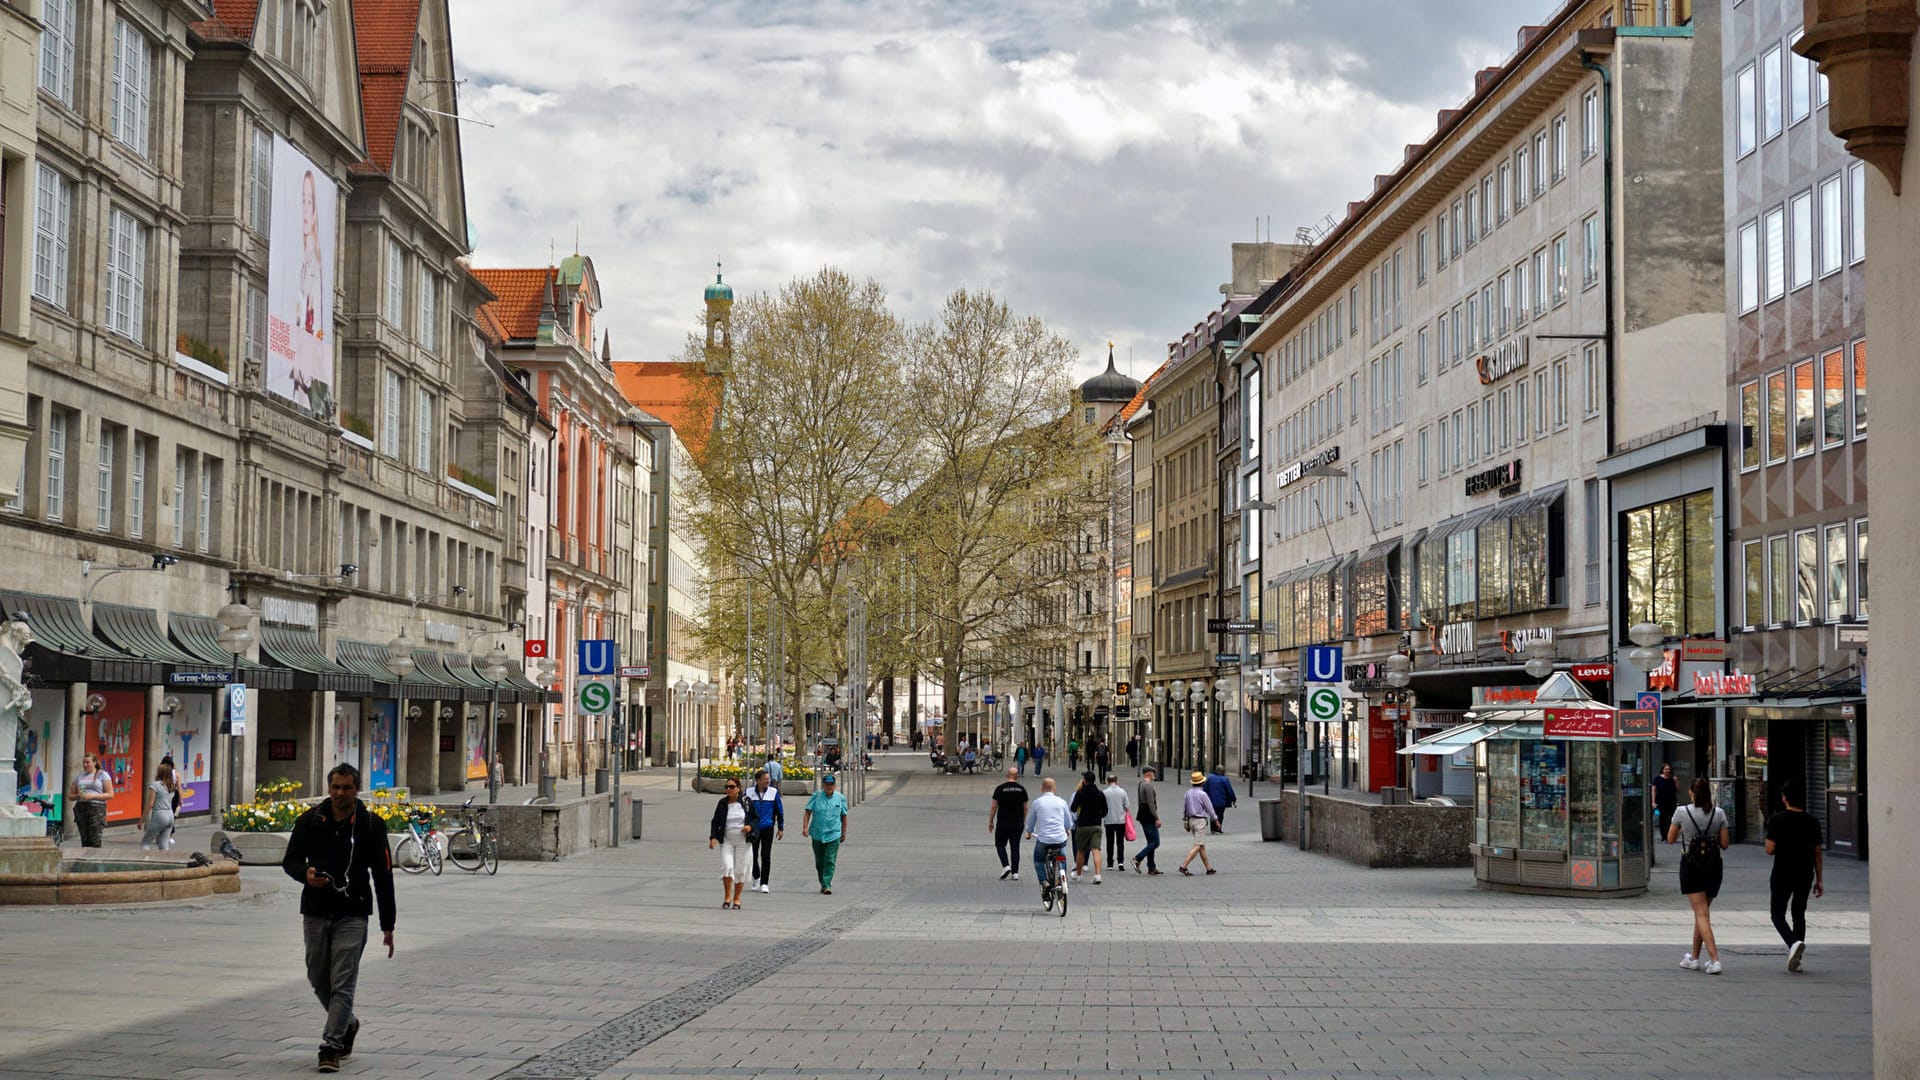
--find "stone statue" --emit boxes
[0,617,39,828]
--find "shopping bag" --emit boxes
[1124,812,1137,842]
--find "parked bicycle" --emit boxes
[394,808,444,875]
[443,797,499,875]
[1039,841,1069,917]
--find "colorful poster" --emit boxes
[368,700,397,791]
[465,711,487,780]
[19,689,65,822]
[84,691,147,823]
[334,700,362,774]
[264,134,338,417]
[160,692,213,814]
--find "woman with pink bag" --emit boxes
[1101,774,1132,871]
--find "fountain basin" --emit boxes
[0,851,241,905]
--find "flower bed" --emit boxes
[697,759,815,782]
[221,779,433,833]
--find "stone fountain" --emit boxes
[0,618,60,876]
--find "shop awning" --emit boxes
[0,589,161,684]
[167,612,293,690]
[408,649,483,700]
[442,654,498,693]
[333,640,404,694]
[93,603,216,667]
[258,626,369,694]
[1401,718,1692,754]
[1357,536,1401,565]
[502,670,556,704]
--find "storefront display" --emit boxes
[84,690,147,823]
[160,693,214,814]
[335,700,363,773]
[18,689,66,824]
[369,701,398,789]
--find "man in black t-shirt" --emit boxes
[988,769,1030,881]
[1765,778,1825,973]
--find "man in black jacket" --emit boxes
[281,763,397,1073]
[1068,772,1108,883]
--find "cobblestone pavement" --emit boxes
[0,752,1871,1079]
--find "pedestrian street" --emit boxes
[0,753,1872,1080]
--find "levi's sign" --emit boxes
[1276,446,1340,490]
[1543,708,1613,739]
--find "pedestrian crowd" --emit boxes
[985,765,1233,898]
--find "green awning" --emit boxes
[0,590,160,684]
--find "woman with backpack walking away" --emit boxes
[1669,776,1731,974]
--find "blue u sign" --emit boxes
[576,639,618,676]
[1304,645,1344,684]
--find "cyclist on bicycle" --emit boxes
[1023,777,1073,902]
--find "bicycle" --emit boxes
[1038,840,1069,917]
[443,797,499,875]
[393,808,444,875]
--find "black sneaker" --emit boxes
[317,1047,341,1073]
[341,1019,359,1057]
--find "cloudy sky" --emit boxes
[451,0,1553,384]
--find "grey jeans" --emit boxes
[302,915,369,1050]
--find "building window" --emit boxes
[1849,162,1867,263]
[249,126,273,233]
[39,0,76,104]
[32,164,71,308]
[130,437,146,539]
[197,457,213,554]
[1824,523,1849,621]
[1584,479,1602,607]
[1498,387,1511,448]
[1762,45,1784,142]
[1551,235,1568,304]
[1818,174,1843,275]
[385,238,406,327]
[1437,415,1450,475]
[1582,344,1602,419]
[1624,491,1715,637]
[1450,200,1462,258]
[1463,192,1477,250]
[1497,163,1510,222]
[1767,533,1790,624]
[110,18,154,158]
[1739,380,1761,470]
[1742,540,1763,627]
[1498,272,1512,336]
[1765,370,1788,464]
[1465,293,1478,350]
[1416,229,1428,283]
[1820,348,1845,449]
[1532,130,1548,194]
[1416,327,1429,385]
[1738,220,1760,312]
[1480,176,1494,235]
[244,285,268,368]
[104,209,147,342]
[1794,527,1818,622]
[1581,88,1600,159]
[417,268,437,353]
[1551,358,1568,429]
[1418,426,1429,485]
[1434,214,1448,269]
[1855,518,1869,618]
[1533,370,1548,436]
[1791,358,1816,457]
[1736,63,1757,156]
[1763,205,1786,302]
[1788,29,1812,125]
[95,424,115,533]
[45,410,65,523]
[1514,145,1530,209]
[1852,339,1867,438]
[1465,406,1478,464]
[1516,379,1530,445]
[1551,114,1568,180]
[382,369,403,458]
[1788,189,1813,291]
[413,387,433,471]
[1513,261,1528,325]
[1582,214,1601,289]
[172,449,186,546]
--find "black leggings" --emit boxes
[1771,871,1814,946]
[750,828,776,885]
[1104,823,1125,865]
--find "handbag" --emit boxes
[1123,812,1137,842]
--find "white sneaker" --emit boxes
[759,883,770,893]
[1071,871,1081,881]
[1680,953,1699,970]
[999,867,1013,880]
[1704,959,1723,975]
[1009,872,1019,881]
[1093,875,1103,884]
[1787,940,1805,972]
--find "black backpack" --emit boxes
[1681,807,1722,870]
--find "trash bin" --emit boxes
[594,768,610,794]
[630,799,643,840]
[1259,798,1284,842]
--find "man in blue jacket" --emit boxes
[742,768,784,893]
[1203,767,1238,834]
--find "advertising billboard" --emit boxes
[334,699,362,774]
[265,134,338,417]
[368,700,397,791]
[160,692,213,814]
[19,689,66,823]
[85,691,147,823]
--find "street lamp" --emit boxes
[673,678,690,790]
[1188,681,1206,772]
[215,598,254,811]
[1150,684,1167,771]
[1213,678,1231,774]
[477,643,511,804]
[1627,621,1668,673]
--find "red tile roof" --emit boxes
[351,0,422,173]
[1114,360,1169,426]
[471,267,555,343]
[193,0,259,43]
[610,362,719,455]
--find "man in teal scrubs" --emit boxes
[802,774,849,894]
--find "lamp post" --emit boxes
[216,598,254,811]
[383,632,415,792]
[477,643,511,804]
[1150,684,1166,773]
[1169,680,1186,771]
[1189,681,1206,772]
[673,677,690,790]
[1384,652,1412,793]
[535,657,557,791]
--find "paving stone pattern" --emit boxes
[0,755,1873,1079]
